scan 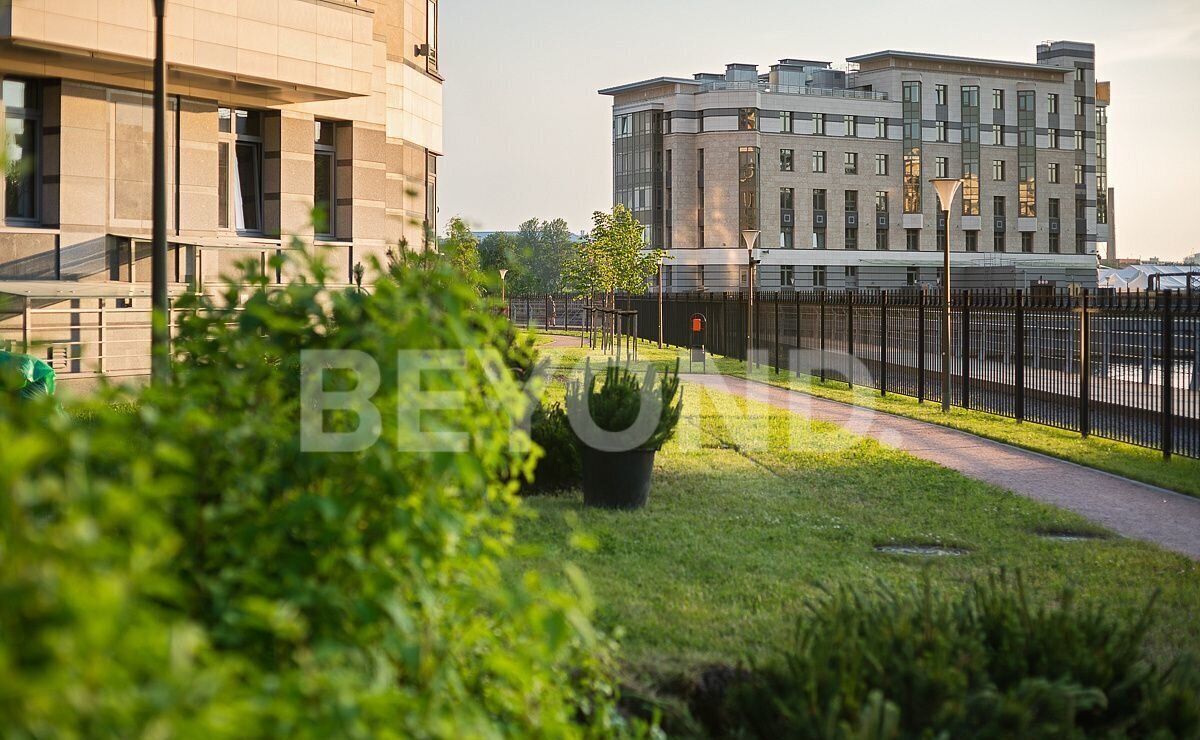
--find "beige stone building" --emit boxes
[603,41,1109,292]
[1,0,443,382]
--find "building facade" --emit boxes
[1,0,442,380]
[602,41,1109,292]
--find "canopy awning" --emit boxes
[0,280,190,300]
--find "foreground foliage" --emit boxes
[0,252,629,737]
[719,575,1200,739]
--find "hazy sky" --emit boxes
[441,0,1200,260]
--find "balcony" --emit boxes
[1,0,374,103]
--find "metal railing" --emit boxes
[697,80,889,101]
[514,290,1200,460]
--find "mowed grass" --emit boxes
[515,345,1200,679]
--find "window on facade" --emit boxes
[1048,93,1059,114]
[739,108,758,131]
[812,188,827,212]
[845,190,858,213]
[813,230,827,249]
[876,117,887,138]
[1076,233,1086,254]
[813,113,825,135]
[1074,130,1084,151]
[844,151,858,175]
[844,115,856,137]
[1021,232,1034,253]
[780,228,794,249]
[812,265,827,287]
[875,228,888,250]
[992,160,1005,180]
[991,124,1003,146]
[935,156,948,178]
[1048,198,1060,221]
[845,227,858,250]
[219,107,264,233]
[781,264,795,286]
[936,84,947,106]
[1048,162,1059,184]
[780,111,794,133]
[1049,232,1060,253]
[966,231,978,252]
[314,120,337,237]
[994,195,1006,219]
[876,191,888,213]
[425,0,439,73]
[935,120,947,142]
[906,266,919,285]
[780,148,794,172]
[1048,128,1059,148]
[873,152,892,176]
[906,229,920,251]
[780,187,795,210]
[992,89,1004,110]
[994,232,1006,252]
[1074,95,1083,116]
[812,150,826,173]
[1074,67,1085,82]
[3,78,40,223]
[1017,91,1036,218]
[902,81,922,214]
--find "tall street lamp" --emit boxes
[151,0,169,384]
[742,229,760,369]
[929,178,963,413]
[499,268,509,308]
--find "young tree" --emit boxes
[440,217,481,276]
[563,205,665,310]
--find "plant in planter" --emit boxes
[566,359,682,509]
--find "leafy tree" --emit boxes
[440,216,480,276]
[564,205,665,309]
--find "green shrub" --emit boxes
[566,360,682,451]
[525,403,582,493]
[718,574,1200,739]
[0,250,634,737]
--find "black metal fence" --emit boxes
[512,290,1200,460]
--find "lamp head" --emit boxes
[741,229,761,251]
[499,268,509,280]
[929,178,963,212]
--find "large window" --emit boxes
[1017,91,1036,218]
[812,265,826,287]
[780,148,794,172]
[739,108,758,131]
[936,84,947,106]
[314,120,337,237]
[961,86,980,216]
[812,150,826,173]
[426,0,439,74]
[843,151,858,175]
[875,153,888,176]
[780,111,794,133]
[876,117,887,139]
[876,191,888,214]
[4,78,40,223]
[813,113,825,135]
[1048,93,1059,114]
[843,115,857,137]
[219,107,264,233]
[992,160,1005,181]
[902,81,922,213]
[935,120,947,142]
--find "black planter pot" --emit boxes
[580,446,657,510]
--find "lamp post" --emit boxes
[742,229,760,368]
[499,268,509,312]
[151,0,169,384]
[657,260,664,348]
[929,178,963,413]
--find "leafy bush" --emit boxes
[566,360,682,451]
[0,250,633,737]
[525,403,582,493]
[715,574,1200,739]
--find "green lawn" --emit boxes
[516,345,1200,687]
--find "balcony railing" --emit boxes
[698,80,889,101]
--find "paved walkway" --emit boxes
[683,374,1200,560]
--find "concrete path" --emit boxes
[683,374,1200,560]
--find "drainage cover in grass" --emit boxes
[874,544,968,557]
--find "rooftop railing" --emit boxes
[698,80,889,101]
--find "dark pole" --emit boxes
[942,206,952,412]
[151,0,170,384]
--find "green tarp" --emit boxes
[0,350,57,399]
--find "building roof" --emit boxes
[598,77,699,96]
[846,49,1070,75]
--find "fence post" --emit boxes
[880,289,888,397]
[1015,289,1025,422]
[961,291,970,410]
[1162,294,1174,460]
[917,286,926,403]
[820,289,827,383]
[1080,289,1090,438]
[773,293,780,373]
[847,291,855,389]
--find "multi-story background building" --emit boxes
[1,0,443,382]
[602,41,1109,292]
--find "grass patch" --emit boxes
[514,353,1200,685]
